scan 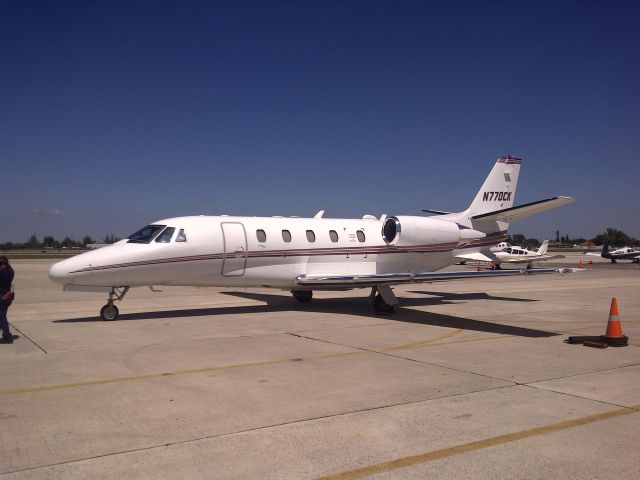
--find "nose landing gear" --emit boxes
[100,286,129,321]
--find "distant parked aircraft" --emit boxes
[587,244,640,263]
[457,240,564,269]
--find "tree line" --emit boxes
[0,234,121,250]
[508,227,639,250]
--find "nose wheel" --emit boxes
[100,286,129,321]
[100,303,119,321]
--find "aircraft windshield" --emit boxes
[155,227,175,243]
[127,225,166,244]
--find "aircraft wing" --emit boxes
[472,196,574,223]
[500,254,565,264]
[455,252,496,263]
[296,267,583,288]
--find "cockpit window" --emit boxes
[155,227,175,243]
[176,229,187,242]
[127,225,166,244]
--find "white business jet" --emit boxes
[49,156,577,320]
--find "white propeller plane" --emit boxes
[461,240,565,269]
[49,156,577,320]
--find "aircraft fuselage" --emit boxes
[50,215,493,290]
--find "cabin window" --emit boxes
[256,229,267,243]
[306,230,316,242]
[127,225,166,244]
[329,230,339,242]
[282,230,292,242]
[176,229,187,242]
[356,230,365,242]
[155,227,175,243]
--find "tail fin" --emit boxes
[601,244,610,257]
[537,240,549,255]
[467,156,521,217]
[437,156,573,238]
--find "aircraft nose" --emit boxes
[49,258,75,285]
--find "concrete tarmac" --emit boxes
[1,259,639,479]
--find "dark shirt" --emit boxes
[0,266,14,295]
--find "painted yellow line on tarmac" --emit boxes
[0,329,464,396]
[0,353,358,395]
[315,405,640,480]
[378,329,463,351]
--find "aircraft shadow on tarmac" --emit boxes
[54,291,557,338]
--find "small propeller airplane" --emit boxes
[458,240,565,269]
[49,156,578,320]
[586,244,640,263]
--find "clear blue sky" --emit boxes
[2,0,639,243]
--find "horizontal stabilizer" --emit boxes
[471,196,574,223]
[422,209,452,215]
[297,267,583,287]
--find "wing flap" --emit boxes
[297,268,584,287]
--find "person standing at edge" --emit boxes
[0,256,15,343]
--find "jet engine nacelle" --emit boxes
[381,216,485,247]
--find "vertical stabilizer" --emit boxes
[467,156,521,217]
[537,240,549,255]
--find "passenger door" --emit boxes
[221,222,247,276]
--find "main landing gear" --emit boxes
[290,287,399,314]
[100,287,129,321]
[291,289,313,302]
[370,286,399,314]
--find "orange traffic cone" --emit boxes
[601,297,628,346]
[578,259,583,268]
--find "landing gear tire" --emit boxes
[292,290,313,303]
[100,304,119,321]
[373,293,395,314]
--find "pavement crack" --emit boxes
[286,332,516,386]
